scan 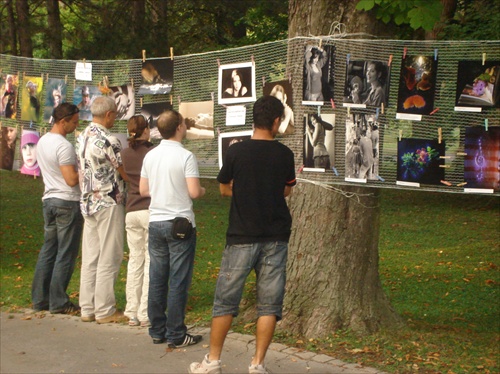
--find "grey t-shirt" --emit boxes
[37,132,81,201]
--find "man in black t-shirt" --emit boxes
[190,96,296,374]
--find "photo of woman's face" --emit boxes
[22,143,37,167]
[6,127,17,146]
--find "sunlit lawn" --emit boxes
[1,170,498,373]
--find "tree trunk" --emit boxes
[280,0,404,337]
[46,0,63,59]
[281,183,403,336]
[3,0,18,55]
[288,0,402,38]
[428,0,458,39]
[15,0,33,57]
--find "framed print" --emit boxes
[1,125,18,170]
[138,58,174,95]
[344,113,380,181]
[21,76,43,123]
[302,44,335,106]
[179,100,214,140]
[104,84,135,121]
[218,62,256,105]
[73,85,101,121]
[303,113,335,171]
[218,130,252,168]
[44,78,67,123]
[344,60,390,108]
[19,129,41,176]
[397,138,445,186]
[455,61,500,110]
[464,126,500,191]
[263,80,295,135]
[397,55,438,116]
[140,101,172,139]
[1,73,18,119]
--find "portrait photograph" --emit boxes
[263,80,295,135]
[140,101,173,139]
[1,125,18,170]
[44,78,67,123]
[343,60,390,108]
[218,62,256,105]
[302,44,335,106]
[21,76,43,123]
[19,129,41,177]
[179,100,214,140]
[218,130,252,168]
[464,126,500,190]
[397,55,438,115]
[344,113,380,180]
[138,58,174,95]
[104,84,135,121]
[397,138,445,185]
[303,113,335,171]
[73,85,101,121]
[1,73,18,119]
[455,61,500,109]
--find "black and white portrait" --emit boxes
[179,100,214,140]
[218,130,252,168]
[303,113,335,171]
[218,62,256,105]
[138,58,173,95]
[302,44,335,106]
[263,80,295,135]
[140,101,172,139]
[344,60,390,108]
[345,113,380,181]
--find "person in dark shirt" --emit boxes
[190,96,296,374]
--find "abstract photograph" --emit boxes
[397,138,445,185]
[397,55,437,115]
[464,126,500,190]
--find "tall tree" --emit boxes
[46,0,63,59]
[15,0,33,57]
[280,0,404,337]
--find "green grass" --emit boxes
[1,170,499,373]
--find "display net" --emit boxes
[1,37,499,195]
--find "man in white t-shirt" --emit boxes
[140,110,205,347]
[32,103,83,314]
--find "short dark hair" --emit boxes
[157,110,182,139]
[252,96,284,131]
[52,103,79,123]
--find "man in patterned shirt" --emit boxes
[76,96,129,324]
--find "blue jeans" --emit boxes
[147,220,196,342]
[213,241,288,320]
[32,198,83,311]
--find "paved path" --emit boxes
[1,311,387,373]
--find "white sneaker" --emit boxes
[248,363,268,374]
[189,354,222,374]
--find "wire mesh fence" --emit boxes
[1,37,499,195]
